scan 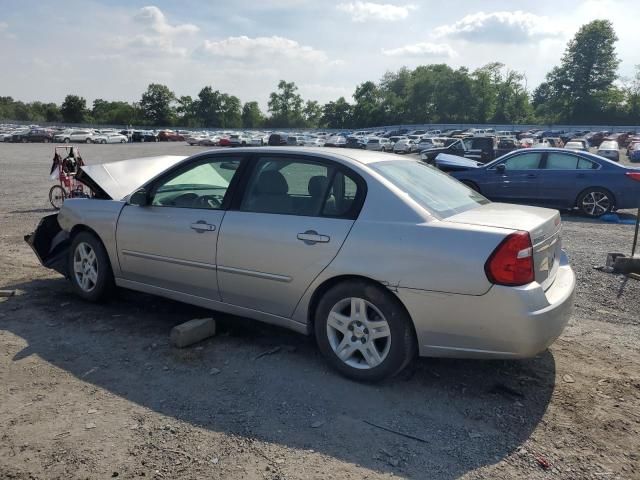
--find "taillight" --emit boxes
[625,171,640,182]
[485,231,534,286]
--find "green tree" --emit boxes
[176,95,196,126]
[322,97,352,128]
[60,94,87,123]
[140,83,175,126]
[303,100,323,128]
[241,101,264,128]
[267,80,304,127]
[534,20,620,123]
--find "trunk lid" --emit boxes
[445,203,562,290]
[79,155,187,200]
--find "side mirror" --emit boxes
[128,188,149,206]
[496,164,506,173]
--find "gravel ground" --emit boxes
[1,142,639,480]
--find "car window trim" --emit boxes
[146,153,249,211]
[229,152,367,220]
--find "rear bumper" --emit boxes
[396,251,575,358]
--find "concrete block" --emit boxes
[170,317,216,348]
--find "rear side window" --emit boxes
[240,157,364,218]
[371,160,488,218]
[577,158,598,169]
[545,153,578,170]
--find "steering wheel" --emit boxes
[196,195,222,209]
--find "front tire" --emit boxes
[577,188,614,217]
[315,280,416,382]
[86,138,92,144]
[68,232,114,302]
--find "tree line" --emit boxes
[2,20,639,129]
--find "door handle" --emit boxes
[190,221,216,233]
[576,173,586,178]
[297,230,330,245]
[526,174,537,178]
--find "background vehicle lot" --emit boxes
[1,143,639,479]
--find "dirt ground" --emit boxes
[1,142,639,480]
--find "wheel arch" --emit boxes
[575,186,617,208]
[69,225,113,264]
[305,274,417,341]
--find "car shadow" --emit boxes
[561,209,638,225]
[1,277,557,479]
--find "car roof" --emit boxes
[198,146,409,166]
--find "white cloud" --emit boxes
[134,5,199,35]
[382,42,457,58]
[336,1,416,22]
[434,11,560,44]
[197,36,330,63]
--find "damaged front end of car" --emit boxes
[24,214,70,277]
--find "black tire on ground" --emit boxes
[21,138,27,143]
[577,188,615,217]
[68,232,115,302]
[48,185,66,209]
[86,138,92,143]
[64,138,70,143]
[314,280,417,382]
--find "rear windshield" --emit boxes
[371,160,489,218]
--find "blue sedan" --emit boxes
[450,148,640,217]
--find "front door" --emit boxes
[483,151,543,205]
[116,156,243,299]
[217,155,364,318]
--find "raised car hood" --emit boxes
[78,155,187,200]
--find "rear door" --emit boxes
[116,155,244,299]
[482,151,543,204]
[537,152,598,208]
[216,154,365,318]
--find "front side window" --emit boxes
[151,158,241,209]
[240,157,362,218]
[501,153,542,170]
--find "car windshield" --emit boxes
[371,160,489,218]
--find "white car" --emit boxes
[364,137,392,152]
[54,129,96,143]
[303,136,326,147]
[250,133,269,146]
[93,133,128,144]
[564,141,589,152]
[597,140,620,161]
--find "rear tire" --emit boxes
[577,188,614,217]
[68,232,115,302]
[315,280,416,382]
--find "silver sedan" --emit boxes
[26,147,575,381]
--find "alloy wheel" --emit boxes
[581,191,611,216]
[326,297,391,370]
[73,242,99,292]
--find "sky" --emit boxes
[0,0,638,109]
